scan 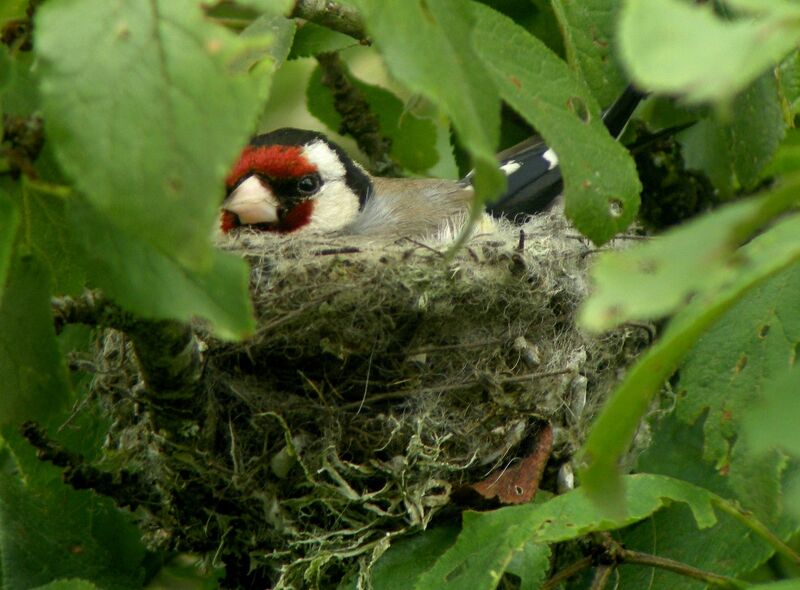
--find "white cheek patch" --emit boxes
[543,148,559,170]
[303,139,346,181]
[500,160,521,175]
[306,180,360,232]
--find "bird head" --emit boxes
[221,128,373,234]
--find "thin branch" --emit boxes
[712,497,800,567]
[291,0,367,41]
[542,556,593,589]
[543,541,749,590]
[620,549,747,589]
[316,52,399,176]
[21,421,161,510]
[590,564,614,590]
[52,291,202,407]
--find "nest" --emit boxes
[87,213,650,588]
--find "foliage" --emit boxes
[1,0,800,589]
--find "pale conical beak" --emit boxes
[222,175,279,224]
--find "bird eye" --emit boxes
[297,174,321,195]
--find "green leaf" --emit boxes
[349,0,504,205]
[764,128,800,177]
[7,178,86,295]
[0,460,146,590]
[363,526,459,590]
[742,365,800,518]
[306,65,439,173]
[236,0,293,15]
[580,178,800,332]
[415,474,717,590]
[579,213,800,512]
[505,541,550,590]
[675,264,800,516]
[745,366,800,457]
[680,116,736,197]
[290,22,355,58]
[237,14,296,80]
[0,0,25,23]
[0,44,12,91]
[0,189,20,304]
[550,0,627,104]
[67,198,255,340]
[33,580,101,590]
[0,254,71,427]
[472,3,641,244]
[778,51,800,119]
[36,0,274,270]
[619,413,791,587]
[728,72,786,189]
[619,0,800,104]
[750,583,800,590]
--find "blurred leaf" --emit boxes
[0,188,20,304]
[67,198,255,340]
[237,14,295,78]
[8,179,87,295]
[580,178,800,332]
[415,474,717,590]
[33,580,101,590]
[472,3,640,244]
[235,0,293,15]
[0,44,11,90]
[678,73,786,194]
[680,116,736,197]
[306,65,439,173]
[745,366,800,457]
[0,0,25,23]
[36,0,274,271]
[778,51,800,119]
[0,254,71,427]
[728,72,785,189]
[289,22,355,58]
[619,0,799,104]
[550,0,627,105]
[349,0,504,206]
[764,128,800,178]
[742,364,800,519]
[580,213,800,512]
[2,51,38,115]
[750,582,800,590]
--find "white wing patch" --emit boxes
[303,139,346,180]
[543,148,559,170]
[500,160,521,175]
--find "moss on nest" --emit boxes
[89,213,650,588]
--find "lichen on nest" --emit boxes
[89,213,650,588]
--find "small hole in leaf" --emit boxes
[608,199,623,218]
[638,258,659,274]
[514,485,524,495]
[567,96,591,124]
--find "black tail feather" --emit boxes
[486,84,645,219]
